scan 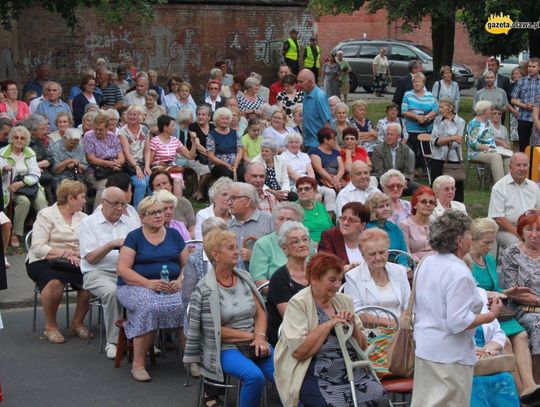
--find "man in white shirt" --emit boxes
[29,81,52,114]
[124,76,148,106]
[488,153,540,250]
[335,161,379,217]
[80,187,141,359]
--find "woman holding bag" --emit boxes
[429,98,466,202]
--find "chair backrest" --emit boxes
[338,283,346,293]
[388,249,416,271]
[24,230,33,252]
[257,281,270,294]
[357,305,400,331]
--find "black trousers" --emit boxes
[408,132,432,170]
[518,120,533,152]
[307,67,319,84]
[285,58,299,75]
[430,159,464,203]
[210,164,245,182]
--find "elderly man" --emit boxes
[476,57,510,91]
[372,122,419,195]
[269,64,292,105]
[50,128,88,191]
[297,69,332,149]
[148,70,165,103]
[96,66,124,109]
[228,182,273,269]
[328,95,341,118]
[80,187,140,359]
[488,152,540,250]
[124,76,148,106]
[249,202,314,288]
[35,82,71,131]
[244,162,277,214]
[29,81,52,115]
[335,161,379,217]
[216,60,233,87]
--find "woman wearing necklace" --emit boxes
[184,229,274,407]
[502,210,540,403]
[399,186,436,262]
[118,105,151,208]
[465,217,540,401]
[266,221,310,346]
[295,176,333,243]
[0,80,30,125]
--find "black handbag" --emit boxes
[12,174,39,198]
[442,146,466,182]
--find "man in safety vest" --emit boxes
[303,37,321,84]
[283,29,300,75]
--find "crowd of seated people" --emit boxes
[3,55,540,405]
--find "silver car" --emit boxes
[332,39,475,92]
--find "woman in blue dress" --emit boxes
[117,195,189,382]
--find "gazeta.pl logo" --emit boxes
[485,13,513,35]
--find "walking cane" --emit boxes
[334,322,389,407]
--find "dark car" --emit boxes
[332,39,475,92]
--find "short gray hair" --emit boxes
[201,217,228,237]
[429,209,472,254]
[432,175,455,193]
[213,107,232,123]
[380,169,406,187]
[177,108,193,124]
[153,189,178,208]
[8,126,31,146]
[146,89,159,100]
[285,132,303,146]
[386,122,402,135]
[272,202,304,227]
[277,221,309,247]
[232,182,258,209]
[334,102,349,113]
[244,76,260,89]
[209,68,222,79]
[474,100,493,115]
[261,138,278,154]
[292,104,303,115]
[63,128,81,140]
[26,114,48,132]
[208,177,234,202]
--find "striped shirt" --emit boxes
[150,136,181,164]
[35,100,71,131]
[402,90,439,133]
[98,83,124,108]
[511,75,540,122]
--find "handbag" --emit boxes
[12,174,39,198]
[93,165,115,180]
[442,146,466,182]
[474,353,516,376]
[386,256,427,377]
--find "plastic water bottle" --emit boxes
[160,265,169,296]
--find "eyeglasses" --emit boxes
[385,183,403,190]
[288,236,310,246]
[419,199,436,206]
[102,198,127,208]
[297,186,313,193]
[339,215,363,224]
[492,111,502,115]
[145,209,164,216]
[226,195,249,202]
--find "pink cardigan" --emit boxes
[0,101,30,124]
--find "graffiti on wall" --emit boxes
[254,25,283,65]
[0,48,21,82]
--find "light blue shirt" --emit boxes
[35,100,71,131]
[303,86,332,148]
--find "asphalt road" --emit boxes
[0,307,281,407]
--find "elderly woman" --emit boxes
[267,221,310,346]
[26,180,90,343]
[105,109,121,135]
[380,169,412,225]
[412,210,502,406]
[319,201,370,270]
[350,100,378,155]
[502,210,540,400]
[467,100,511,183]
[431,175,467,221]
[365,192,408,253]
[204,80,224,113]
[321,53,340,98]
[281,133,315,190]
[153,189,190,242]
[276,74,304,119]
[0,80,30,124]
[117,196,188,382]
[184,229,274,407]
[148,169,196,235]
[72,74,101,126]
[340,127,371,175]
[79,110,98,134]
[491,105,512,149]
[402,72,438,170]
[399,185,436,262]
[296,176,333,243]
[167,82,197,122]
[207,107,244,181]
[274,252,389,406]
[331,102,353,147]
[429,98,466,202]
[50,128,88,191]
[237,77,264,115]
[82,113,126,209]
[252,139,293,201]
[27,114,53,189]
[466,217,540,400]
[431,65,460,112]
[143,89,165,135]
[291,103,303,135]
[376,102,408,143]
[194,176,232,240]
[0,126,48,247]
[372,48,391,97]
[118,105,151,208]
[48,111,75,144]
[262,107,293,149]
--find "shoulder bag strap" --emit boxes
[403,255,428,330]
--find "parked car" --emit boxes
[332,39,475,92]
[489,52,529,77]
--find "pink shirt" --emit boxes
[399,217,434,262]
[0,101,30,124]
[150,136,182,164]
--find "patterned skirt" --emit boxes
[117,285,183,339]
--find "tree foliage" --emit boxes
[0,0,166,31]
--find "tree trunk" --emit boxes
[431,12,456,86]
[529,30,540,58]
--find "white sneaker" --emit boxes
[4,257,10,268]
[105,343,117,360]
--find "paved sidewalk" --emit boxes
[0,254,37,309]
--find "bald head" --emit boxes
[298,69,315,93]
[509,152,529,184]
[350,161,371,190]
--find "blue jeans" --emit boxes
[221,347,275,407]
[130,175,149,208]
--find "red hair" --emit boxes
[207,80,221,91]
[517,210,540,240]
[306,252,344,283]
[411,185,435,215]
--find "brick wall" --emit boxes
[317,9,487,78]
[0,5,315,98]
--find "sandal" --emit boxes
[69,325,94,339]
[203,394,222,407]
[43,329,66,344]
[10,235,19,248]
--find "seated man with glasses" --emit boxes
[334,161,379,218]
[80,187,141,359]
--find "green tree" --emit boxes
[0,0,166,30]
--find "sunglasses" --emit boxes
[419,199,436,206]
[297,186,313,193]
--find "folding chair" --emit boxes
[417,133,433,185]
